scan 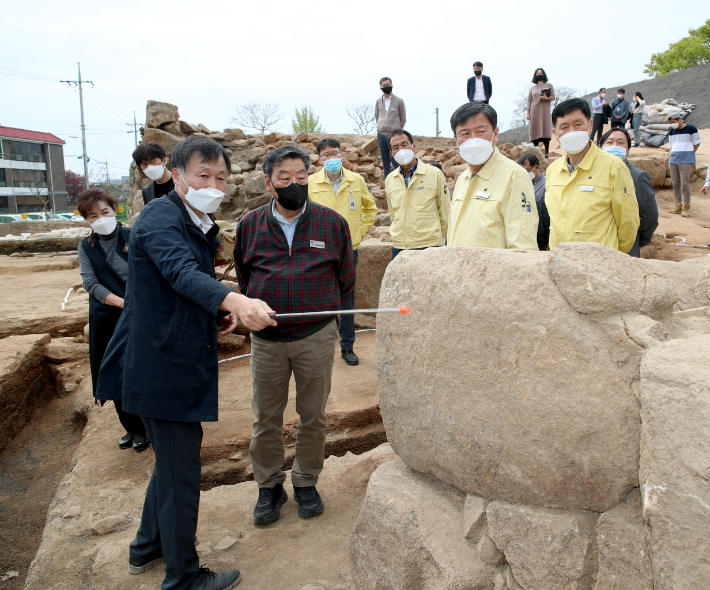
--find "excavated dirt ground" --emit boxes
[0,393,85,589]
[2,164,710,587]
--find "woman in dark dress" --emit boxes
[77,188,149,452]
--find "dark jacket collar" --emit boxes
[166,190,219,241]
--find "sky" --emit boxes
[1,0,707,180]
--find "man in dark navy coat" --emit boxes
[98,136,274,590]
[466,61,492,104]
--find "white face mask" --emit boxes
[143,164,165,181]
[528,171,536,180]
[557,130,589,154]
[670,122,680,129]
[459,137,494,166]
[178,172,225,214]
[91,216,117,236]
[617,94,624,99]
[601,93,606,98]
[393,149,415,167]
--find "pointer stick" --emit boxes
[269,305,410,319]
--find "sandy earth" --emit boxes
[18,367,392,590]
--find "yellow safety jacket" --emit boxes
[385,160,450,250]
[308,168,377,250]
[545,142,639,253]
[448,148,538,249]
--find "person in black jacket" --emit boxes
[97,136,275,590]
[601,128,658,257]
[132,141,174,206]
[77,189,149,452]
[466,61,492,104]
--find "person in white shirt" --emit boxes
[591,88,609,146]
[630,92,646,148]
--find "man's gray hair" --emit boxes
[170,135,231,176]
[263,144,311,178]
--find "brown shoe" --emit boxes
[670,203,682,214]
[681,204,690,217]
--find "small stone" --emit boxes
[213,536,237,551]
[0,571,19,582]
[64,383,77,393]
[63,506,81,518]
[91,513,128,535]
[228,453,243,461]
[477,534,505,565]
[195,542,212,554]
[463,494,488,539]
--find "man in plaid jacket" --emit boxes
[234,144,355,525]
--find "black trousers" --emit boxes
[114,399,146,437]
[591,113,605,144]
[339,249,358,351]
[377,133,394,178]
[130,418,203,590]
[531,138,550,153]
[610,119,625,129]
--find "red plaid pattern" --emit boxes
[234,199,355,342]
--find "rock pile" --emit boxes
[351,243,710,590]
[129,101,549,233]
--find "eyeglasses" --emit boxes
[320,151,341,159]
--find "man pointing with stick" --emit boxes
[233,144,355,525]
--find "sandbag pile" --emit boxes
[640,99,696,147]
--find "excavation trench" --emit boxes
[0,327,383,586]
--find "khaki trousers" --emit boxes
[670,163,693,205]
[249,320,337,488]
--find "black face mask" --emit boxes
[535,74,544,82]
[274,182,308,211]
[474,70,483,76]
[381,85,393,94]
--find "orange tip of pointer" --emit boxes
[399,305,410,314]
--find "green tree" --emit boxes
[292,106,323,133]
[644,19,710,77]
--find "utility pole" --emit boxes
[435,108,440,137]
[61,63,93,189]
[104,158,109,186]
[127,111,141,148]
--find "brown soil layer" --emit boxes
[0,392,85,589]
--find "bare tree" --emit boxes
[346,104,376,135]
[28,186,52,214]
[230,102,283,134]
[508,85,584,130]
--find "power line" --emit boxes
[0,67,61,82]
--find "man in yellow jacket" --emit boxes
[309,138,377,366]
[447,103,538,249]
[385,129,450,259]
[546,98,639,252]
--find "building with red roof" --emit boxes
[0,126,69,214]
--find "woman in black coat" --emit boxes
[77,188,149,452]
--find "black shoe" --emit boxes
[293,486,324,519]
[341,349,359,366]
[118,433,133,450]
[253,484,288,524]
[544,152,549,158]
[186,567,241,590]
[132,434,150,452]
[128,546,163,575]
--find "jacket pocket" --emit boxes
[159,299,188,353]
